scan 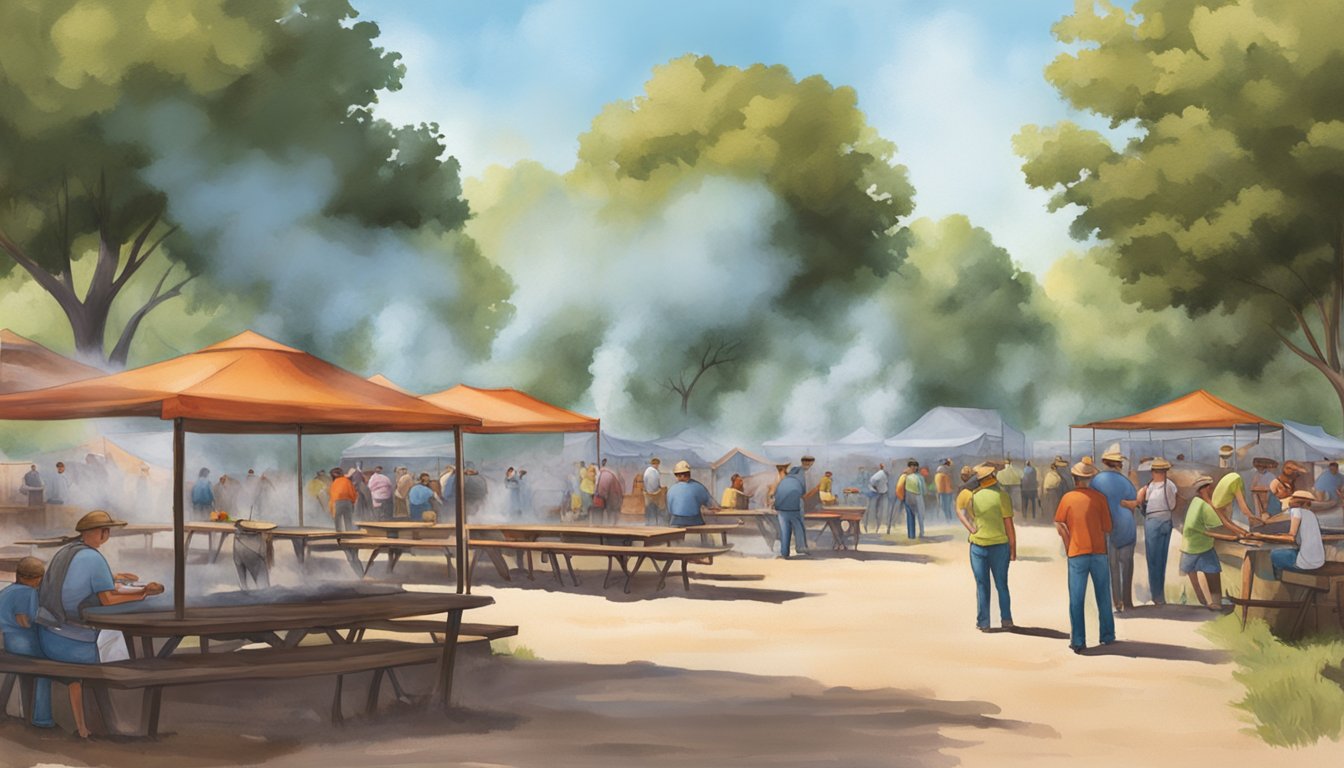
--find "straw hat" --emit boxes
[1193,475,1215,490]
[959,465,974,481]
[973,464,997,480]
[1288,489,1317,503]
[673,460,693,475]
[1251,457,1279,470]
[1101,448,1124,464]
[1284,460,1307,475]
[1070,461,1098,478]
[1149,457,1172,471]
[235,519,278,532]
[16,556,45,579]
[75,510,127,532]
[1218,445,1234,458]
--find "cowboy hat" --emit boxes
[1289,489,1317,503]
[75,510,127,532]
[973,464,997,480]
[16,556,45,579]
[1251,457,1279,470]
[1070,461,1098,478]
[673,460,693,475]
[1149,457,1172,471]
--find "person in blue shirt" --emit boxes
[0,557,54,728]
[36,510,164,738]
[1091,451,1139,612]
[665,460,719,526]
[504,467,526,518]
[408,473,439,520]
[772,462,810,558]
[191,467,214,518]
[1314,461,1343,504]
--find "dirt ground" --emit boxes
[1,518,1340,767]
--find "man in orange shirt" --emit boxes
[327,467,358,532]
[1054,459,1115,653]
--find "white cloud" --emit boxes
[861,10,1089,274]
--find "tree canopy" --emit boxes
[0,0,502,366]
[1016,0,1344,419]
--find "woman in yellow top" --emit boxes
[577,462,596,517]
[720,473,750,509]
[818,472,835,505]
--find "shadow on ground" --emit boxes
[1080,640,1230,664]
[0,653,1057,768]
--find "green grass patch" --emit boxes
[1202,614,1344,747]
[490,640,540,660]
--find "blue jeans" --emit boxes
[776,509,807,556]
[906,496,925,538]
[1067,553,1115,647]
[969,543,1012,627]
[645,500,663,526]
[4,633,53,727]
[1270,547,1300,578]
[1143,517,1173,604]
[938,493,955,522]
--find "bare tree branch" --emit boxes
[108,265,196,366]
[1236,276,1332,369]
[667,340,742,414]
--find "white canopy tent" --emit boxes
[884,407,1026,462]
[829,427,886,463]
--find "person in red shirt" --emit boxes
[327,467,358,531]
[1054,459,1115,653]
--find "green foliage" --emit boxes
[1202,614,1344,747]
[574,54,916,302]
[490,640,540,660]
[1017,0,1344,418]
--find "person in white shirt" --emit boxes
[866,464,889,532]
[1135,457,1178,606]
[642,458,665,526]
[1238,488,1327,615]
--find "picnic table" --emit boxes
[270,527,348,563]
[707,508,865,551]
[183,521,239,563]
[358,520,458,539]
[65,586,495,734]
[470,523,688,546]
[12,523,170,552]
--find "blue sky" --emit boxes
[354,0,1107,273]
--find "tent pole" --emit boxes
[1092,428,1096,458]
[172,418,185,619]
[296,427,304,527]
[1068,428,1072,459]
[596,421,602,467]
[1232,425,1237,471]
[454,427,467,595]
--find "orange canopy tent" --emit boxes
[0,328,103,394]
[421,384,599,434]
[1069,390,1281,465]
[366,373,415,396]
[0,331,483,612]
[1073,390,1280,431]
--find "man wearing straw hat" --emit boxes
[1135,458,1178,606]
[35,510,164,738]
[0,556,54,728]
[1242,489,1327,589]
[1053,459,1114,652]
[1180,476,1249,611]
[1092,448,1139,612]
[666,460,719,527]
[955,464,1016,631]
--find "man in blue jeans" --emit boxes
[1054,460,1115,653]
[954,464,1016,631]
[0,557,54,728]
[772,462,809,558]
[1135,457,1177,605]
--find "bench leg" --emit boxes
[389,550,404,572]
[332,674,345,725]
[681,559,691,591]
[0,672,15,718]
[444,549,456,580]
[211,533,227,564]
[548,553,564,584]
[1289,588,1319,640]
[525,552,536,581]
[624,556,647,594]
[90,683,117,735]
[364,548,382,576]
[291,539,305,563]
[432,610,465,708]
[140,686,163,738]
[366,669,384,716]
[654,559,675,591]
[603,556,615,589]
[564,554,580,586]
[485,548,511,581]
[387,669,410,703]
[157,636,183,658]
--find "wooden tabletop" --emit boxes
[469,524,687,544]
[84,590,493,637]
[359,521,450,531]
[13,523,171,547]
[269,527,347,539]
[184,522,239,533]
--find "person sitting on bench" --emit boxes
[1246,489,1326,580]
[34,510,164,738]
[0,556,54,728]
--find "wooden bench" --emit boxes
[468,539,731,593]
[0,640,443,737]
[328,536,460,577]
[681,522,742,546]
[1229,561,1344,638]
[348,620,518,646]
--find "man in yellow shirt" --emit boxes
[955,464,1017,631]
